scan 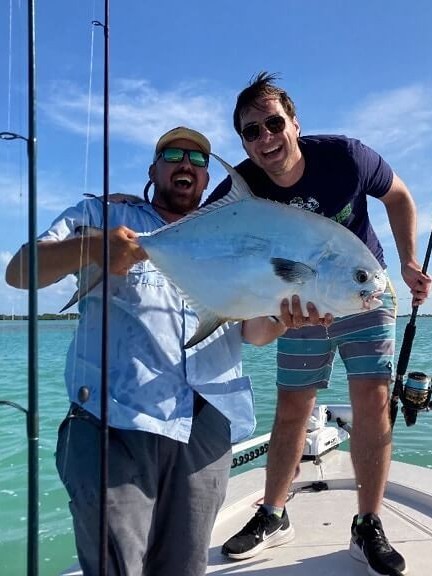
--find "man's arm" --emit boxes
[242,296,333,346]
[5,226,147,289]
[380,173,431,305]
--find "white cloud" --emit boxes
[41,78,235,152]
[0,276,78,317]
[307,84,432,188]
[0,162,99,216]
[0,251,12,266]
[0,170,28,208]
[0,247,77,315]
[0,250,25,315]
[38,275,78,313]
[417,204,432,237]
[336,84,432,158]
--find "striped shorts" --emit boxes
[277,281,397,390]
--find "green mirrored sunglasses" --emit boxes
[156,147,209,168]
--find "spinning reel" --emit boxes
[397,371,432,427]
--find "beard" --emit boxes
[153,184,201,216]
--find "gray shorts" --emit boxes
[56,401,232,576]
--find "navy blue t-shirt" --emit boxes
[206,135,393,268]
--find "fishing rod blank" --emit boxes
[92,1,111,573]
[0,1,39,574]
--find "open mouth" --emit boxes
[262,144,282,158]
[173,175,193,189]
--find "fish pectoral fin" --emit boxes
[59,291,80,313]
[184,310,226,349]
[271,257,316,284]
[59,265,102,312]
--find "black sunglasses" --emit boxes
[155,147,209,168]
[241,115,286,143]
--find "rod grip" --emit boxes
[396,322,416,376]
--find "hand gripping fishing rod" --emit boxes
[0,1,39,575]
[390,225,432,429]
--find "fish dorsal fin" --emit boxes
[148,154,255,237]
[271,257,316,284]
[210,153,256,202]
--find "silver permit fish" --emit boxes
[61,154,387,348]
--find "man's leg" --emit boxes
[222,387,316,560]
[349,378,392,515]
[349,378,406,574]
[223,320,334,561]
[341,279,407,574]
[56,409,158,576]
[146,402,232,576]
[264,387,317,506]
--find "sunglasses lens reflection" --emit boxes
[163,148,184,162]
[241,115,286,142]
[161,148,208,167]
[241,124,261,142]
[188,151,208,167]
[266,115,285,134]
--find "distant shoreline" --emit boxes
[396,314,432,317]
[0,313,79,320]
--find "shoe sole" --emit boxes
[349,540,408,576]
[223,525,295,561]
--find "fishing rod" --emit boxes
[0,1,39,575]
[390,224,432,429]
[92,1,111,573]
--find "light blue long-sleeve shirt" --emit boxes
[39,198,255,443]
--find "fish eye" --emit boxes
[355,269,369,284]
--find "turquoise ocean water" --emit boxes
[0,318,431,575]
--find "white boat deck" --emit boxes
[207,450,432,575]
[61,449,432,575]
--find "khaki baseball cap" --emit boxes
[154,127,211,156]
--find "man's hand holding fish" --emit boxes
[84,225,148,276]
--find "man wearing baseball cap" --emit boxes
[154,125,211,156]
[143,126,211,220]
[7,125,316,575]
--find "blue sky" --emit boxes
[1,0,432,315]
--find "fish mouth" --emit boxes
[360,289,384,310]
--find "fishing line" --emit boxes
[70,0,98,391]
[84,2,97,197]
[3,0,27,309]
